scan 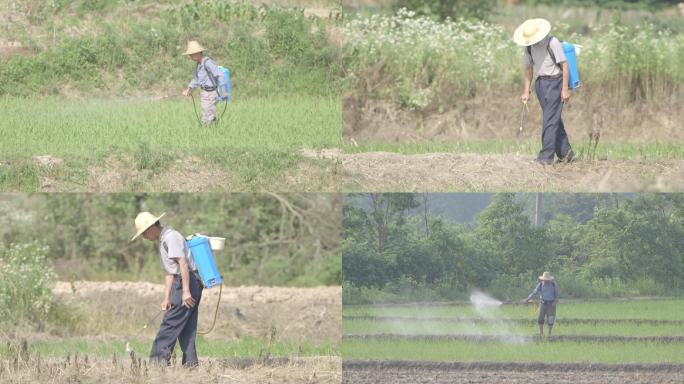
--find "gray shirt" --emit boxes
[528,280,560,302]
[523,36,566,77]
[188,57,221,90]
[158,227,197,275]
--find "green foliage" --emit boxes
[0,242,57,325]
[0,1,340,97]
[393,0,497,20]
[1,194,340,286]
[343,193,684,303]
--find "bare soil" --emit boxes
[52,282,341,344]
[343,360,684,384]
[339,152,684,192]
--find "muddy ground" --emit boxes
[342,360,684,384]
[51,282,341,344]
[338,152,684,192]
[1,356,341,384]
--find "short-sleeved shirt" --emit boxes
[158,227,197,275]
[188,57,222,90]
[523,36,566,77]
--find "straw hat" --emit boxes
[513,19,551,47]
[183,41,205,55]
[131,212,166,241]
[539,271,554,281]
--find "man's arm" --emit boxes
[178,256,196,309]
[161,274,173,310]
[522,67,533,103]
[554,283,560,304]
[525,283,540,301]
[561,61,570,103]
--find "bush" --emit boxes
[0,242,56,325]
[394,0,497,20]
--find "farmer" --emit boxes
[525,271,559,338]
[181,41,225,125]
[514,19,575,165]
[131,212,203,367]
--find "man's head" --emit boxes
[184,41,205,63]
[131,212,166,242]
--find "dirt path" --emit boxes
[339,152,684,192]
[343,360,684,384]
[53,282,341,344]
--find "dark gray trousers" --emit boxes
[149,272,203,367]
[536,77,572,163]
[538,301,557,325]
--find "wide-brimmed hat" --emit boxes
[131,212,165,241]
[183,41,205,55]
[539,271,554,281]
[513,19,551,47]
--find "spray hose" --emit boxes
[198,283,222,335]
[190,93,229,127]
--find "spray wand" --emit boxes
[125,308,165,355]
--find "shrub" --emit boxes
[0,242,56,325]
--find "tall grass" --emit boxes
[343,9,684,111]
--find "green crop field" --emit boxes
[0,96,341,192]
[342,299,684,363]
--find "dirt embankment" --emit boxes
[344,92,684,143]
[53,281,341,344]
[343,360,684,384]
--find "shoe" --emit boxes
[535,158,554,166]
[559,150,576,163]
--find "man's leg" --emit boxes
[200,90,217,124]
[177,276,203,367]
[547,303,557,337]
[536,78,563,164]
[537,302,546,337]
[150,280,194,365]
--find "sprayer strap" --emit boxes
[201,57,219,91]
[527,36,560,70]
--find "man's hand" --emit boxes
[561,88,570,104]
[182,291,196,309]
[521,90,531,104]
[182,88,191,96]
[523,298,531,303]
[161,298,171,311]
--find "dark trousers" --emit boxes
[149,272,203,366]
[536,77,572,163]
[538,301,557,325]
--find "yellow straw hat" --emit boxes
[513,19,551,47]
[539,271,554,281]
[183,41,205,55]
[131,212,166,241]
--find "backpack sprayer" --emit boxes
[125,234,225,356]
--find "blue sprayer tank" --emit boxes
[187,236,222,288]
[562,42,581,90]
[217,66,231,102]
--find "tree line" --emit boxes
[342,193,684,303]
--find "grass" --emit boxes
[0,96,340,156]
[343,299,684,320]
[0,95,341,191]
[0,337,338,359]
[343,140,684,160]
[343,318,684,337]
[342,339,684,363]
[343,299,684,363]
